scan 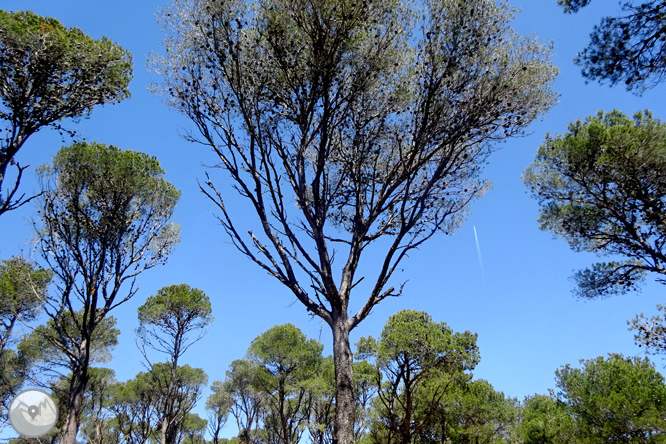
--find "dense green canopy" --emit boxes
[0,10,132,214]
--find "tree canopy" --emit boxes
[557,0,666,92]
[632,304,666,359]
[553,353,666,442]
[513,394,574,444]
[524,110,666,298]
[0,10,132,215]
[0,256,51,353]
[137,284,213,365]
[33,141,180,444]
[248,324,324,444]
[0,257,51,426]
[136,284,212,444]
[357,309,480,444]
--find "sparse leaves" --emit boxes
[153,1,557,440]
[558,0,666,92]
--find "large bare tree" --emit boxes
[153,0,558,441]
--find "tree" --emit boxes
[146,364,207,444]
[108,375,159,444]
[33,141,180,444]
[443,380,516,444]
[513,394,575,444]
[0,257,51,353]
[351,360,377,443]
[12,316,119,444]
[306,356,336,444]
[524,110,666,299]
[0,256,51,422]
[557,0,666,92]
[206,381,233,444]
[18,311,120,380]
[0,10,132,215]
[7,376,70,444]
[136,284,213,365]
[553,353,666,442]
[218,359,264,444]
[357,310,479,444]
[304,356,374,444]
[106,364,207,444]
[248,324,324,444]
[177,413,208,444]
[136,284,212,444]
[154,0,557,440]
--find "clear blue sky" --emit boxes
[1,0,665,440]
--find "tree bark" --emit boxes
[332,315,355,444]
[160,362,178,444]
[60,348,90,444]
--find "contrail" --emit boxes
[473,225,485,282]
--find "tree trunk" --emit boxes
[161,360,179,444]
[332,315,355,444]
[160,416,169,444]
[60,364,89,444]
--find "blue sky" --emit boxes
[2,0,666,439]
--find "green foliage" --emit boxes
[307,356,336,444]
[18,311,120,372]
[524,110,666,298]
[108,375,158,444]
[177,413,207,444]
[206,380,233,444]
[0,348,32,429]
[34,141,180,444]
[359,310,479,443]
[359,309,479,376]
[134,285,213,444]
[554,353,666,442]
[138,285,212,329]
[352,359,377,441]
[36,141,181,317]
[137,284,213,362]
[0,10,132,112]
[557,0,666,92]
[217,359,264,441]
[39,142,180,254]
[0,10,132,213]
[248,324,324,444]
[0,256,51,415]
[79,367,120,444]
[0,257,51,332]
[151,363,208,444]
[514,394,575,444]
[249,324,323,384]
[444,380,517,444]
[124,363,207,444]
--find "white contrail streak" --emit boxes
[473,225,486,282]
